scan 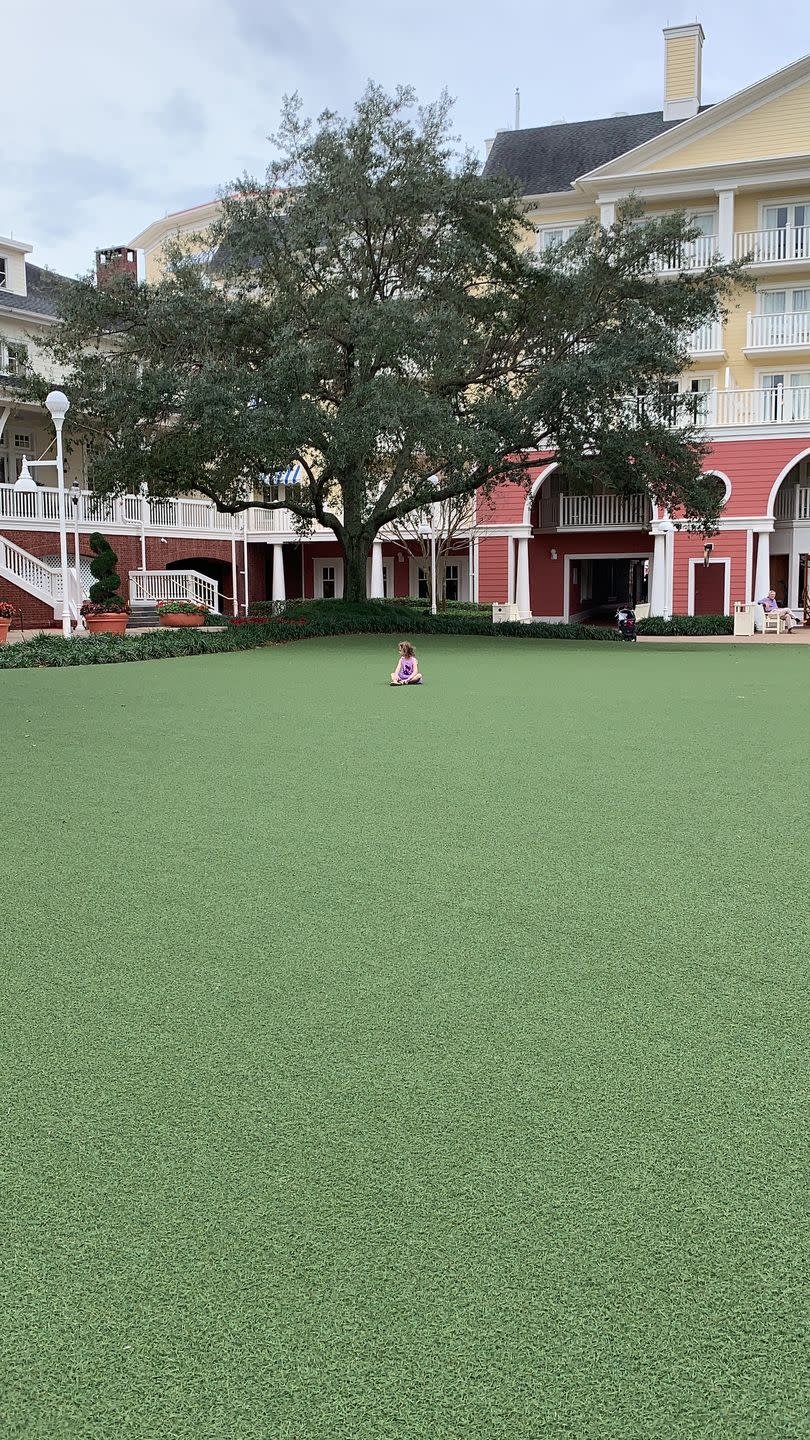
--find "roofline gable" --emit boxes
[576,49,810,184]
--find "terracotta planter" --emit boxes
[159,613,205,628]
[84,613,128,636]
[0,619,11,645]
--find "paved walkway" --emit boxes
[639,629,810,644]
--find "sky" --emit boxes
[3,0,809,278]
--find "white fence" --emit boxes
[774,485,810,521]
[708,386,810,426]
[746,311,810,349]
[129,569,220,612]
[0,485,326,537]
[734,227,810,263]
[655,234,719,272]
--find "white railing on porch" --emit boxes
[129,569,220,612]
[0,534,61,606]
[540,493,649,529]
[0,484,319,537]
[688,320,723,354]
[746,312,810,349]
[734,227,810,264]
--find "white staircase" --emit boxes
[0,534,81,620]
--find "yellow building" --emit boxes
[129,199,224,284]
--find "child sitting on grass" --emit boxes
[390,641,423,686]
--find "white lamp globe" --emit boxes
[45,390,70,422]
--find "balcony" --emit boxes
[774,485,810,522]
[688,320,724,356]
[745,311,810,351]
[539,492,650,530]
[709,385,810,426]
[734,227,810,266]
[0,484,329,536]
[653,234,719,274]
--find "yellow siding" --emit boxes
[642,77,810,172]
[665,36,697,102]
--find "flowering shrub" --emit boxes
[155,600,208,616]
[229,615,307,626]
[0,600,19,619]
[81,599,130,615]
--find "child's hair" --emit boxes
[399,641,415,658]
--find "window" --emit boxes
[0,258,6,290]
[444,564,460,602]
[417,567,429,600]
[5,342,28,376]
[763,204,809,259]
[689,212,716,236]
[760,371,810,421]
[14,433,32,451]
[538,225,578,252]
[321,565,336,599]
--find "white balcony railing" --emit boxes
[709,385,810,426]
[688,320,724,354]
[129,569,220,612]
[734,227,810,264]
[654,234,719,273]
[774,485,810,521]
[746,312,810,349]
[539,492,649,529]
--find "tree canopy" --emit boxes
[43,84,744,599]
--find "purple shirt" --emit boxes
[399,657,415,679]
[759,595,778,611]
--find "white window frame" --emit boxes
[13,432,33,450]
[756,284,810,314]
[409,555,469,601]
[314,557,344,599]
[687,556,731,616]
[0,258,6,290]
[3,341,28,377]
[759,197,810,228]
[537,224,579,253]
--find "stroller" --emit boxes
[616,603,637,642]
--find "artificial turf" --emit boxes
[1,636,808,1439]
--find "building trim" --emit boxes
[687,555,731,615]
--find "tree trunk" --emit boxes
[342,531,371,602]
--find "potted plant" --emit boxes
[156,599,208,628]
[0,600,18,644]
[80,533,129,635]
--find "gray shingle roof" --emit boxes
[483,107,713,196]
[0,262,71,320]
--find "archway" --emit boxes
[166,556,234,611]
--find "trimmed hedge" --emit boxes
[0,603,740,668]
[636,614,734,636]
[249,597,491,619]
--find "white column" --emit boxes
[753,528,770,603]
[515,536,531,621]
[472,538,480,603]
[717,188,736,262]
[370,540,384,599]
[788,546,800,611]
[649,532,667,616]
[599,200,616,228]
[231,524,239,616]
[242,512,250,614]
[271,542,286,603]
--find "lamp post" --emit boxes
[15,392,73,635]
[45,391,72,638]
[139,481,148,572]
[69,480,87,634]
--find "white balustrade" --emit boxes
[655,234,719,272]
[0,534,62,608]
[734,227,810,264]
[711,386,810,426]
[746,311,810,349]
[129,569,220,612]
[688,320,723,353]
[540,492,649,528]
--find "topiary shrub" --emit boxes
[84,533,128,613]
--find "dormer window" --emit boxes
[0,258,6,290]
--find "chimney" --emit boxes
[95,245,138,288]
[663,23,704,122]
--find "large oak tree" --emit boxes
[43,85,743,600]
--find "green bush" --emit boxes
[86,533,126,611]
[0,625,276,669]
[636,614,734,636]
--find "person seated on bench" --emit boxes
[758,590,800,632]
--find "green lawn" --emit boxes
[2,636,808,1439]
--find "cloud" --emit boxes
[5,152,144,243]
[152,91,207,142]
[224,0,346,64]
